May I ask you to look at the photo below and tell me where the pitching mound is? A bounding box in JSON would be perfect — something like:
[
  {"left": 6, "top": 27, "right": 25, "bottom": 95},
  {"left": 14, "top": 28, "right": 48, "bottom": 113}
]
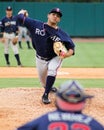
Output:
[
  {"left": 0, "top": 67, "right": 104, "bottom": 130},
  {"left": 0, "top": 87, "right": 104, "bottom": 130}
]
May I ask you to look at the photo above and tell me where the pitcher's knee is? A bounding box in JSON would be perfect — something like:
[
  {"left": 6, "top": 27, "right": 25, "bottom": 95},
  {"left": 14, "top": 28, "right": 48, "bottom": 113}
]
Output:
[{"left": 48, "top": 70, "right": 57, "bottom": 77}]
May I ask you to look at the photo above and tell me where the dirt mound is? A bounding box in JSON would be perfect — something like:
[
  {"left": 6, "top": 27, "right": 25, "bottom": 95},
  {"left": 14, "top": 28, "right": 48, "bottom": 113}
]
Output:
[
  {"left": 0, "top": 87, "right": 104, "bottom": 130},
  {"left": 0, "top": 67, "right": 104, "bottom": 130}
]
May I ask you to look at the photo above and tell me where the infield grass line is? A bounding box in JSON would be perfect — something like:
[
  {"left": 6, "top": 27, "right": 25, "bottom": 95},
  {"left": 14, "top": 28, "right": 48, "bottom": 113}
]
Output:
[{"left": 0, "top": 78, "right": 103, "bottom": 88}]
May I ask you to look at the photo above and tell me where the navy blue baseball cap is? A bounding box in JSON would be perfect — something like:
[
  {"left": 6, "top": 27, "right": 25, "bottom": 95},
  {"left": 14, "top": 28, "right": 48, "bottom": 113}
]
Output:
[
  {"left": 49, "top": 8, "right": 62, "bottom": 17},
  {"left": 56, "top": 80, "right": 94, "bottom": 112},
  {"left": 6, "top": 6, "right": 12, "bottom": 11}
]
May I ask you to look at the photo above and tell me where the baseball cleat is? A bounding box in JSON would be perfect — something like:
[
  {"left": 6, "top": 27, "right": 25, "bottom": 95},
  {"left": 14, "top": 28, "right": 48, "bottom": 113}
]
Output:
[
  {"left": 6, "top": 62, "right": 10, "bottom": 67},
  {"left": 42, "top": 93, "right": 51, "bottom": 104},
  {"left": 28, "top": 47, "right": 32, "bottom": 49},
  {"left": 17, "top": 62, "right": 23, "bottom": 67},
  {"left": 19, "top": 47, "right": 23, "bottom": 49},
  {"left": 51, "top": 87, "right": 57, "bottom": 93}
]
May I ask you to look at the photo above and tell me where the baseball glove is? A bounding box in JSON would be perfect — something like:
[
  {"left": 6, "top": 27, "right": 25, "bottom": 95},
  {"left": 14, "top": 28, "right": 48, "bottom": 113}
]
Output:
[
  {"left": 1, "top": 38, "right": 5, "bottom": 43},
  {"left": 12, "top": 36, "right": 18, "bottom": 45},
  {"left": 53, "top": 41, "right": 67, "bottom": 59}
]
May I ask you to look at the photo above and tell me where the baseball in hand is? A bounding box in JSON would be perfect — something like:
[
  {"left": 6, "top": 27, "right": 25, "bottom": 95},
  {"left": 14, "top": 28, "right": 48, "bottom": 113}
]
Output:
[
  {"left": 18, "top": 9, "right": 28, "bottom": 17},
  {"left": 24, "top": 10, "right": 28, "bottom": 17}
]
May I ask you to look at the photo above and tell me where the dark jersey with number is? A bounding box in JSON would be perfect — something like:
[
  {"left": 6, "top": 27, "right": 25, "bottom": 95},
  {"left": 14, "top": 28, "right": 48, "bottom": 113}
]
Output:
[
  {"left": 17, "top": 110, "right": 104, "bottom": 130},
  {"left": 17, "top": 14, "right": 75, "bottom": 59}
]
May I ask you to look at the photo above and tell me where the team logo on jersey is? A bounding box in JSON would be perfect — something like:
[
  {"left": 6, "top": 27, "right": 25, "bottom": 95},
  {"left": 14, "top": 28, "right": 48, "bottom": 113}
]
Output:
[
  {"left": 50, "top": 35, "right": 61, "bottom": 42},
  {"left": 35, "top": 28, "right": 45, "bottom": 36},
  {"left": 35, "top": 28, "right": 61, "bottom": 42},
  {"left": 5, "top": 21, "right": 16, "bottom": 26}
]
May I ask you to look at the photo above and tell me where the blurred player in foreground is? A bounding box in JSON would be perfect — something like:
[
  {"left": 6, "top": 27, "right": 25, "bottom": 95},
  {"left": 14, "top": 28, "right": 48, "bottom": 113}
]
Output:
[{"left": 16, "top": 80, "right": 104, "bottom": 130}]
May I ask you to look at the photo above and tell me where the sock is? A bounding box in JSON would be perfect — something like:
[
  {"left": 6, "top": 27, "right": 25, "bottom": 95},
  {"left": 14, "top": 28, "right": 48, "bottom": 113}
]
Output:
[
  {"left": 4, "top": 54, "right": 10, "bottom": 64},
  {"left": 44, "top": 76, "right": 56, "bottom": 94},
  {"left": 18, "top": 41, "right": 22, "bottom": 48},
  {"left": 27, "top": 41, "right": 31, "bottom": 48},
  {"left": 14, "top": 54, "right": 21, "bottom": 65}
]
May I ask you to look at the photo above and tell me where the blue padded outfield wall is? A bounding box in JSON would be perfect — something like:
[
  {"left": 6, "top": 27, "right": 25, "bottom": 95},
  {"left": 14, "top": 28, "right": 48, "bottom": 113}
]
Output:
[{"left": 0, "top": 2, "right": 104, "bottom": 37}]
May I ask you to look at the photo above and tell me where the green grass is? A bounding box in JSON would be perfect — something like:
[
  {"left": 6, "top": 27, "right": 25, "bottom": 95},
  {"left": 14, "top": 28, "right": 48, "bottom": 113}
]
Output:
[
  {"left": 0, "top": 42, "right": 104, "bottom": 67},
  {"left": 0, "top": 41, "right": 103, "bottom": 89},
  {"left": 0, "top": 78, "right": 39, "bottom": 88},
  {"left": 0, "top": 78, "right": 104, "bottom": 88},
  {"left": 63, "top": 42, "right": 104, "bottom": 67},
  {"left": 0, "top": 42, "right": 35, "bottom": 67}
]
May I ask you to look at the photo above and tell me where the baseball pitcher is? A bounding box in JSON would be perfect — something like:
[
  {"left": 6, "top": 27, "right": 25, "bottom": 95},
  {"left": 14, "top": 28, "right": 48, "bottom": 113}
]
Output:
[{"left": 17, "top": 8, "right": 75, "bottom": 104}]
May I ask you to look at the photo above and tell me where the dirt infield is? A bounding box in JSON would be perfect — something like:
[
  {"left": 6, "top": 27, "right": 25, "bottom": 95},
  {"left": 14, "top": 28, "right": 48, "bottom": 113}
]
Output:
[
  {"left": 0, "top": 67, "right": 104, "bottom": 78},
  {"left": 0, "top": 67, "right": 104, "bottom": 130}
]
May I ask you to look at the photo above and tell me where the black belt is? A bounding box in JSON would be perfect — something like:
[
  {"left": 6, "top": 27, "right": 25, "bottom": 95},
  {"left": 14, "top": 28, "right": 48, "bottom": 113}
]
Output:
[{"left": 36, "top": 54, "right": 51, "bottom": 61}]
